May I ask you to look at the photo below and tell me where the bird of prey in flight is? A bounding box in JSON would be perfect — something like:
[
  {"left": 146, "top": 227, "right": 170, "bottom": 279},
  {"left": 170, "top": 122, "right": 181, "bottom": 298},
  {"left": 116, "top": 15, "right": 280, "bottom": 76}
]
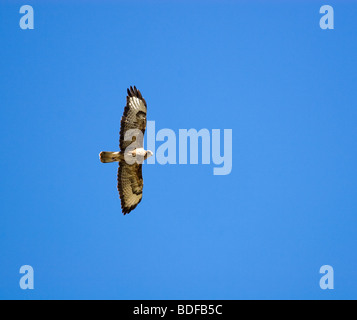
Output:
[{"left": 99, "top": 86, "right": 153, "bottom": 214}]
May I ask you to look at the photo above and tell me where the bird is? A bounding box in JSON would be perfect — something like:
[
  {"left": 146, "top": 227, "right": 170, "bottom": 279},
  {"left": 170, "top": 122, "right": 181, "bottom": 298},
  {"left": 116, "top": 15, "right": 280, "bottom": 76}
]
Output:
[{"left": 99, "top": 86, "right": 153, "bottom": 215}]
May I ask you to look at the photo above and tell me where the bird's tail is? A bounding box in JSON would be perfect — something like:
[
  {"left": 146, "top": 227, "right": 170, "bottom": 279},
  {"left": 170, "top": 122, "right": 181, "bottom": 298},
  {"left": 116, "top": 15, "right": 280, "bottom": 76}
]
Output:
[{"left": 99, "top": 151, "right": 122, "bottom": 163}]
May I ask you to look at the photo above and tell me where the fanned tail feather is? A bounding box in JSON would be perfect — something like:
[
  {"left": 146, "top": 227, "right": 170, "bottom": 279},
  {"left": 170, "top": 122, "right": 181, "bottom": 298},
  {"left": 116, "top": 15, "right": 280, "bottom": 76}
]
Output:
[{"left": 99, "top": 151, "right": 122, "bottom": 163}]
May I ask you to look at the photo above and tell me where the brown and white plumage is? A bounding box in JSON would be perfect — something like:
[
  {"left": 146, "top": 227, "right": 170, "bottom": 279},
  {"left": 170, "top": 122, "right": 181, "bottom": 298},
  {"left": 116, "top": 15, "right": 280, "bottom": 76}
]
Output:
[
  {"left": 99, "top": 86, "right": 153, "bottom": 215},
  {"left": 117, "top": 162, "right": 144, "bottom": 214},
  {"left": 120, "top": 86, "right": 147, "bottom": 151}
]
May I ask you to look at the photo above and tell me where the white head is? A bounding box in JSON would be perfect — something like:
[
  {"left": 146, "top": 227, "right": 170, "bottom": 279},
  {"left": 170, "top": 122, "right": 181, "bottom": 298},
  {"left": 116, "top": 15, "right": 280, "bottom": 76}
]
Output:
[{"left": 146, "top": 150, "right": 153, "bottom": 158}]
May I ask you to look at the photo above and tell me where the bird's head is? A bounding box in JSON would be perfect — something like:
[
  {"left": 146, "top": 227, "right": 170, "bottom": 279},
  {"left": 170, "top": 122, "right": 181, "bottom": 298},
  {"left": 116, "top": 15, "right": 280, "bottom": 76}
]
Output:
[{"left": 146, "top": 150, "right": 154, "bottom": 158}]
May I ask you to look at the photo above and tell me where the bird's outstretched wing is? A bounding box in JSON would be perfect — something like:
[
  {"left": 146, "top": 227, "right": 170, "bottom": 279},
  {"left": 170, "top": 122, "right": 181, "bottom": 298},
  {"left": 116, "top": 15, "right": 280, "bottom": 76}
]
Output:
[
  {"left": 117, "top": 162, "right": 143, "bottom": 214},
  {"left": 119, "top": 86, "right": 147, "bottom": 152}
]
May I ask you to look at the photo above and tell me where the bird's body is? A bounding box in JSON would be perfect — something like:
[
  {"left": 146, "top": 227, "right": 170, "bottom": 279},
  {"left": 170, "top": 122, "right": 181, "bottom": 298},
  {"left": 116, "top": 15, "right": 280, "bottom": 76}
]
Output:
[{"left": 99, "top": 86, "right": 153, "bottom": 215}]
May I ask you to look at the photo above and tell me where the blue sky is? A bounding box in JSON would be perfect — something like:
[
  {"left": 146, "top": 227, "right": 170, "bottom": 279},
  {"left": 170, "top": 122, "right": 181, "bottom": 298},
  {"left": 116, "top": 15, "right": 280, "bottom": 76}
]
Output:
[{"left": 0, "top": 1, "right": 356, "bottom": 299}]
